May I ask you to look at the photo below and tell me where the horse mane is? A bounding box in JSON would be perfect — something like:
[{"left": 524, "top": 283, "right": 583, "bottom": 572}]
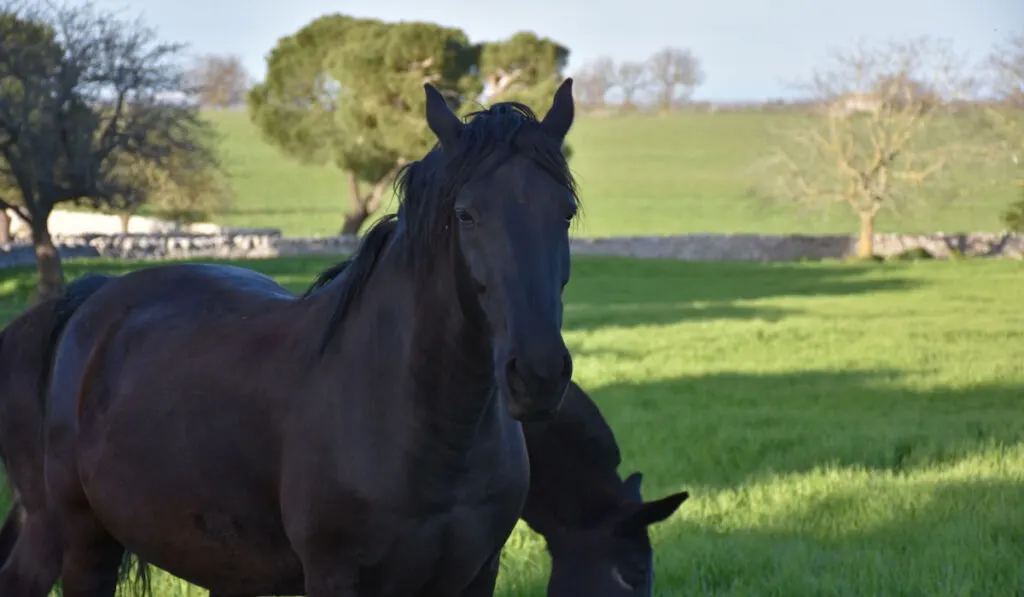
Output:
[
  {"left": 303, "top": 99, "right": 579, "bottom": 354},
  {"left": 302, "top": 215, "right": 398, "bottom": 355}
]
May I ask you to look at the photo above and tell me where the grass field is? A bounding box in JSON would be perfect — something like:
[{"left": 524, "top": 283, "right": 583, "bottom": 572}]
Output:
[
  {"left": 1, "top": 255, "right": 1022, "bottom": 596},
  {"left": 204, "top": 109, "right": 1019, "bottom": 239}
]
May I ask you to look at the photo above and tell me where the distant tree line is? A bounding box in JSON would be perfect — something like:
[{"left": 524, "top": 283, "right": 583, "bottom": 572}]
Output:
[{"left": 571, "top": 48, "right": 706, "bottom": 113}]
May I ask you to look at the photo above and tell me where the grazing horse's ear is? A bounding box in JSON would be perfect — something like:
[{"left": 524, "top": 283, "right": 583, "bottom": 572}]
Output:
[
  {"left": 424, "top": 83, "right": 464, "bottom": 149},
  {"left": 541, "top": 77, "right": 574, "bottom": 141},
  {"left": 622, "top": 472, "right": 644, "bottom": 502},
  {"left": 617, "top": 490, "right": 689, "bottom": 531}
]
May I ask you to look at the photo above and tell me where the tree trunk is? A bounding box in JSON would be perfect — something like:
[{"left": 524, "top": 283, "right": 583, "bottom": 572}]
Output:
[
  {"left": 118, "top": 212, "right": 131, "bottom": 233},
  {"left": 0, "top": 210, "right": 10, "bottom": 245},
  {"left": 340, "top": 207, "right": 369, "bottom": 236},
  {"left": 340, "top": 171, "right": 370, "bottom": 236},
  {"left": 857, "top": 211, "right": 875, "bottom": 259},
  {"left": 31, "top": 220, "right": 66, "bottom": 303}
]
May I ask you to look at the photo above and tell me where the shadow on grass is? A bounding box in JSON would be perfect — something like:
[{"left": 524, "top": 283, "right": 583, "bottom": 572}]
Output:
[
  {"left": 2, "top": 256, "right": 924, "bottom": 333},
  {"left": 584, "top": 370, "right": 1024, "bottom": 496},
  {"left": 563, "top": 258, "right": 925, "bottom": 332}
]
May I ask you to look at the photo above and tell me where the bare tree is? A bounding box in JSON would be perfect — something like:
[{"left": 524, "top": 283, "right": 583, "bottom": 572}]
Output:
[
  {"left": 987, "top": 30, "right": 1024, "bottom": 230},
  {"left": 989, "top": 29, "right": 1024, "bottom": 106},
  {"left": 612, "top": 61, "right": 648, "bottom": 110},
  {"left": 573, "top": 56, "right": 615, "bottom": 109},
  {"left": 751, "top": 37, "right": 987, "bottom": 258},
  {"left": 187, "top": 53, "right": 251, "bottom": 109},
  {"left": 646, "top": 47, "right": 705, "bottom": 111},
  {"left": 0, "top": 0, "right": 218, "bottom": 300}
]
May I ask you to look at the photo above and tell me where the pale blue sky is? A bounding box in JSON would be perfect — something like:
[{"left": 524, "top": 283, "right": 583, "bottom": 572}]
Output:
[{"left": 81, "top": 0, "right": 1020, "bottom": 101}]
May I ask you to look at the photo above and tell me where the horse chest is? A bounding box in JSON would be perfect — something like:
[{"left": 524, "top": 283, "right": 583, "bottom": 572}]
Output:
[{"left": 366, "top": 435, "right": 530, "bottom": 595}]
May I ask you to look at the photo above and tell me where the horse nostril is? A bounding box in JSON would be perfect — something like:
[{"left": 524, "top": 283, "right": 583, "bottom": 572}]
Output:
[{"left": 505, "top": 357, "right": 527, "bottom": 394}]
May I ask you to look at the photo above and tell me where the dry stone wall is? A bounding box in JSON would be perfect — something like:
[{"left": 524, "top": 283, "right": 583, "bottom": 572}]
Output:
[{"left": 1, "top": 231, "right": 1022, "bottom": 270}]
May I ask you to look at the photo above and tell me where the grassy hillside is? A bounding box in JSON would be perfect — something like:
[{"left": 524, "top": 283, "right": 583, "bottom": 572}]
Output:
[
  {"left": 206, "top": 109, "right": 1017, "bottom": 238},
  {"left": 1, "top": 256, "right": 1022, "bottom": 595}
]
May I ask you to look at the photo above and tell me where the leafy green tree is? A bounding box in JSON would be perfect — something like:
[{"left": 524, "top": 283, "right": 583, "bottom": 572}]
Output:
[
  {"left": 247, "top": 15, "right": 400, "bottom": 235},
  {"left": 478, "top": 31, "right": 569, "bottom": 111},
  {"left": 103, "top": 143, "right": 234, "bottom": 232},
  {"left": 249, "top": 19, "right": 574, "bottom": 235},
  {"left": 477, "top": 31, "right": 575, "bottom": 160},
  {"left": 0, "top": 0, "right": 216, "bottom": 301},
  {"left": 249, "top": 17, "right": 481, "bottom": 234},
  {"left": 325, "top": 20, "right": 479, "bottom": 232}
]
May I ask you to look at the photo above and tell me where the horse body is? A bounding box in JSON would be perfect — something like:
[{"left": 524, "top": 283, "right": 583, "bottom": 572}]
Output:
[
  {"left": 43, "top": 253, "right": 529, "bottom": 596},
  {"left": 1, "top": 79, "right": 580, "bottom": 597}
]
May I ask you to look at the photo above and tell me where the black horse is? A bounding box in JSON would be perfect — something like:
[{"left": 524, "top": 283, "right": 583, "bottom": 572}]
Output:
[
  {"left": 0, "top": 79, "right": 578, "bottom": 597},
  {"left": 523, "top": 382, "right": 688, "bottom": 596},
  {"left": 0, "top": 288, "right": 686, "bottom": 597}
]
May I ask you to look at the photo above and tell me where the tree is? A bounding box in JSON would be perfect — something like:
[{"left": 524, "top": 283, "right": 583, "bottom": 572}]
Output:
[
  {"left": 187, "top": 53, "right": 251, "bottom": 109},
  {"left": 751, "top": 37, "right": 986, "bottom": 258},
  {"left": 572, "top": 56, "right": 615, "bottom": 110},
  {"left": 612, "top": 61, "right": 648, "bottom": 110},
  {"left": 476, "top": 31, "right": 574, "bottom": 161},
  {"left": 326, "top": 20, "right": 478, "bottom": 232},
  {"left": 250, "top": 18, "right": 572, "bottom": 236},
  {"left": 0, "top": 0, "right": 217, "bottom": 300},
  {"left": 1003, "top": 182, "right": 1024, "bottom": 232},
  {"left": 479, "top": 31, "right": 569, "bottom": 107},
  {"left": 104, "top": 140, "right": 233, "bottom": 232},
  {"left": 645, "top": 47, "right": 705, "bottom": 111},
  {"left": 248, "top": 15, "right": 478, "bottom": 235},
  {"left": 989, "top": 29, "right": 1024, "bottom": 107},
  {"left": 988, "top": 30, "right": 1024, "bottom": 230},
  {"left": 0, "top": 169, "right": 19, "bottom": 242}
]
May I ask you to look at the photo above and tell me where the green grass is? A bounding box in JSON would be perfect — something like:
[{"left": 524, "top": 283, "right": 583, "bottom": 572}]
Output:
[
  {"left": 1, "top": 255, "right": 1023, "bottom": 595},
  {"left": 206, "top": 109, "right": 1019, "bottom": 238}
]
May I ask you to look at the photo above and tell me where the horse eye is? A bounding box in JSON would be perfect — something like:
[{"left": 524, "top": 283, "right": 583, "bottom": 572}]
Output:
[{"left": 455, "top": 209, "right": 474, "bottom": 224}]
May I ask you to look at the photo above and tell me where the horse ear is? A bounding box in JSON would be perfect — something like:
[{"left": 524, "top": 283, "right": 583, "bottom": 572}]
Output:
[
  {"left": 423, "top": 83, "right": 464, "bottom": 148},
  {"left": 617, "top": 490, "right": 689, "bottom": 531},
  {"left": 622, "top": 472, "right": 644, "bottom": 502},
  {"left": 541, "top": 77, "right": 574, "bottom": 141}
]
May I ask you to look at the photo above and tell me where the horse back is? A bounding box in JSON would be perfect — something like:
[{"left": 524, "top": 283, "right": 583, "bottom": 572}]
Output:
[{"left": 45, "top": 263, "right": 308, "bottom": 439}]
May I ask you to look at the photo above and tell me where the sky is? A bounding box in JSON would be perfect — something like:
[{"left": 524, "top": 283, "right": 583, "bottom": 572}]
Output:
[{"left": 77, "top": 0, "right": 1021, "bottom": 102}]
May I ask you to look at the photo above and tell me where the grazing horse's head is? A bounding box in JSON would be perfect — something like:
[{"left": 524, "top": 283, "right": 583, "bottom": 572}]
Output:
[
  {"left": 544, "top": 472, "right": 688, "bottom": 597},
  {"left": 398, "top": 79, "right": 579, "bottom": 421}
]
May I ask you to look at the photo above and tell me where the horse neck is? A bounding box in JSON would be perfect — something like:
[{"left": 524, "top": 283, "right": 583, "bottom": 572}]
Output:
[
  {"left": 403, "top": 253, "right": 501, "bottom": 447},
  {"left": 525, "top": 426, "right": 627, "bottom": 528},
  {"left": 330, "top": 241, "right": 501, "bottom": 457}
]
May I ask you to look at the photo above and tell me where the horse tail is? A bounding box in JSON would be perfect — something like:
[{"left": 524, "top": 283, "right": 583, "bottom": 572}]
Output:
[
  {"left": 0, "top": 274, "right": 123, "bottom": 582},
  {"left": 0, "top": 322, "right": 22, "bottom": 566},
  {"left": 0, "top": 499, "right": 22, "bottom": 564}
]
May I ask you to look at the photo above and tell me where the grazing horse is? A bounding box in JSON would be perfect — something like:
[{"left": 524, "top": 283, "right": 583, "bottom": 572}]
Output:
[
  {"left": 522, "top": 381, "right": 688, "bottom": 596},
  {"left": 0, "top": 78, "right": 579, "bottom": 597}
]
